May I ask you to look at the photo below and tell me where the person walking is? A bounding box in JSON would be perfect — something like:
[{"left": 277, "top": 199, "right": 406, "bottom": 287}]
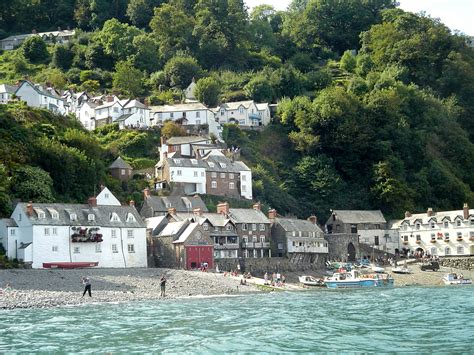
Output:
[
  {"left": 82, "top": 277, "right": 92, "bottom": 297},
  {"left": 160, "top": 275, "right": 166, "bottom": 297}
]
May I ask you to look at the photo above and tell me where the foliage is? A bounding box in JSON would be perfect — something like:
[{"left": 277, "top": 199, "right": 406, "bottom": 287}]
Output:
[
  {"left": 194, "top": 77, "right": 220, "bottom": 106},
  {"left": 113, "top": 60, "right": 143, "bottom": 97},
  {"left": 244, "top": 76, "right": 274, "bottom": 102},
  {"left": 52, "top": 45, "right": 74, "bottom": 70},
  {"left": 161, "top": 121, "right": 187, "bottom": 139},
  {"left": 11, "top": 166, "right": 55, "bottom": 202},
  {"left": 163, "top": 55, "right": 202, "bottom": 88},
  {"left": 21, "top": 36, "right": 49, "bottom": 63}
]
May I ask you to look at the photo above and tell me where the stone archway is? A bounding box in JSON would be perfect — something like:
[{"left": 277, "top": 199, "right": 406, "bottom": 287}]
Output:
[{"left": 347, "top": 242, "right": 356, "bottom": 261}]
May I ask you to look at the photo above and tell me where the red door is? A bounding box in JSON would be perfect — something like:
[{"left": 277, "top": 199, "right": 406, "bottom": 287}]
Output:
[{"left": 185, "top": 246, "right": 214, "bottom": 270}]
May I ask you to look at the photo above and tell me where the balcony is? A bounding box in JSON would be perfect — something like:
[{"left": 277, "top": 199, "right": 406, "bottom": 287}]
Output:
[
  {"left": 254, "top": 242, "right": 271, "bottom": 248},
  {"left": 242, "top": 242, "right": 254, "bottom": 249},
  {"left": 214, "top": 243, "right": 239, "bottom": 250}
]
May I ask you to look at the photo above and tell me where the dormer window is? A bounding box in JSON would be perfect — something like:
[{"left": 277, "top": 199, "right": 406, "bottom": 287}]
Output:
[
  {"left": 219, "top": 163, "right": 227, "bottom": 168},
  {"left": 444, "top": 221, "right": 449, "bottom": 228},
  {"left": 38, "top": 212, "right": 45, "bottom": 219},
  {"left": 126, "top": 213, "right": 136, "bottom": 222},
  {"left": 174, "top": 159, "right": 181, "bottom": 164},
  {"left": 191, "top": 159, "right": 198, "bottom": 165},
  {"left": 456, "top": 219, "right": 461, "bottom": 227},
  {"left": 415, "top": 223, "right": 421, "bottom": 230},
  {"left": 88, "top": 214, "right": 95, "bottom": 222},
  {"left": 70, "top": 213, "right": 77, "bottom": 221},
  {"left": 208, "top": 162, "right": 215, "bottom": 168},
  {"left": 111, "top": 213, "right": 120, "bottom": 222}
]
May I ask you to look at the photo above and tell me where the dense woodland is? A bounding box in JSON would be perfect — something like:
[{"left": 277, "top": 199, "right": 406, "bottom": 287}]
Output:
[{"left": 1, "top": 0, "right": 474, "bottom": 221}]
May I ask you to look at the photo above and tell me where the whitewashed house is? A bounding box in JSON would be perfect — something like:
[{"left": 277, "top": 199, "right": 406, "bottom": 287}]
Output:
[
  {"left": 0, "top": 84, "right": 18, "bottom": 104},
  {"left": 62, "top": 91, "right": 90, "bottom": 115},
  {"left": 76, "top": 101, "right": 99, "bottom": 130},
  {"left": 94, "top": 97, "right": 123, "bottom": 122},
  {"left": 15, "top": 80, "right": 66, "bottom": 115},
  {"left": 392, "top": 205, "right": 474, "bottom": 257},
  {"left": 256, "top": 103, "right": 272, "bottom": 126},
  {"left": 0, "top": 29, "right": 75, "bottom": 51},
  {"left": 215, "top": 100, "right": 269, "bottom": 127},
  {"left": 150, "top": 103, "right": 214, "bottom": 126},
  {"left": 0, "top": 189, "right": 147, "bottom": 268},
  {"left": 117, "top": 99, "right": 151, "bottom": 128}
]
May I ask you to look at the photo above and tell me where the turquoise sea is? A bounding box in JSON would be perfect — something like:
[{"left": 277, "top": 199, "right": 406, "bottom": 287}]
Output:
[{"left": 1, "top": 286, "right": 473, "bottom": 353}]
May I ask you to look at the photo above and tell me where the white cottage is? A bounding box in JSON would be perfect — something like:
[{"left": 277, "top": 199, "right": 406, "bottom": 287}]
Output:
[
  {"left": 0, "top": 189, "right": 147, "bottom": 268},
  {"left": 0, "top": 84, "right": 18, "bottom": 104},
  {"left": 15, "top": 80, "right": 66, "bottom": 115},
  {"left": 215, "top": 100, "right": 267, "bottom": 127}
]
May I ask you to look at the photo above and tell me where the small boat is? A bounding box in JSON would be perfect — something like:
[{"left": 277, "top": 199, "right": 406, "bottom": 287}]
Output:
[
  {"left": 443, "top": 273, "right": 472, "bottom": 285},
  {"left": 371, "top": 265, "right": 385, "bottom": 273},
  {"left": 324, "top": 270, "right": 394, "bottom": 289},
  {"left": 43, "top": 262, "right": 99, "bottom": 269},
  {"left": 299, "top": 275, "right": 324, "bottom": 287},
  {"left": 392, "top": 266, "right": 412, "bottom": 274}
]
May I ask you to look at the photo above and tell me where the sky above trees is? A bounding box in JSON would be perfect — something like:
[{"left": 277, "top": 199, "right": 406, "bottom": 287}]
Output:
[{"left": 245, "top": 0, "right": 474, "bottom": 35}]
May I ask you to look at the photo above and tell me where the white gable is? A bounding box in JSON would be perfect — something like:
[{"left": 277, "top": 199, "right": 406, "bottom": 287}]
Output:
[{"left": 96, "top": 187, "right": 121, "bottom": 206}]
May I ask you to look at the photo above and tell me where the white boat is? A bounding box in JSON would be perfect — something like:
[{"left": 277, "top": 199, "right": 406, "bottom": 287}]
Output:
[
  {"left": 392, "top": 266, "right": 412, "bottom": 274},
  {"left": 443, "top": 273, "right": 472, "bottom": 285},
  {"left": 371, "top": 265, "right": 385, "bottom": 273},
  {"left": 299, "top": 275, "right": 324, "bottom": 287},
  {"left": 324, "top": 270, "right": 394, "bottom": 289}
]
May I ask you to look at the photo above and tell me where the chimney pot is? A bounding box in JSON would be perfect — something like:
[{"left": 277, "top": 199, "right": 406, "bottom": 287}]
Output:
[
  {"left": 308, "top": 215, "right": 317, "bottom": 225},
  {"left": 26, "top": 202, "right": 33, "bottom": 216},
  {"left": 463, "top": 203, "right": 469, "bottom": 219},
  {"left": 168, "top": 207, "right": 177, "bottom": 215},
  {"left": 253, "top": 202, "right": 261, "bottom": 211},
  {"left": 88, "top": 197, "right": 97, "bottom": 207},
  {"left": 405, "top": 211, "right": 412, "bottom": 218},
  {"left": 193, "top": 208, "right": 202, "bottom": 216},
  {"left": 427, "top": 208, "right": 433, "bottom": 217},
  {"left": 268, "top": 209, "right": 277, "bottom": 219},
  {"left": 216, "top": 202, "right": 229, "bottom": 215},
  {"left": 100, "top": 185, "right": 105, "bottom": 191},
  {"left": 129, "top": 200, "right": 135, "bottom": 207},
  {"left": 144, "top": 188, "right": 150, "bottom": 199}
]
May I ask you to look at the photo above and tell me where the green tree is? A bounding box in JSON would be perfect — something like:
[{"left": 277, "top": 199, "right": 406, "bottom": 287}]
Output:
[
  {"left": 11, "top": 166, "right": 55, "bottom": 202},
  {"left": 0, "top": 164, "right": 12, "bottom": 216},
  {"left": 161, "top": 121, "right": 187, "bottom": 138},
  {"left": 340, "top": 50, "right": 356, "bottom": 73},
  {"left": 113, "top": 61, "right": 144, "bottom": 97},
  {"left": 130, "top": 34, "right": 160, "bottom": 73},
  {"left": 96, "top": 18, "right": 142, "bottom": 61},
  {"left": 84, "top": 43, "right": 114, "bottom": 70},
  {"left": 163, "top": 55, "right": 202, "bottom": 88},
  {"left": 127, "top": 0, "right": 154, "bottom": 28},
  {"left": 244, "top": 76, "right": 274, "bottom": 102},
  {"left": 22, "top": 36, "right": 49, "bottom": 63},
  {"left": 195, "top": 77, "right": 220, "bottom": 106},
  {"left": 52, "top": 45, "right": 74, "bottom": 70}
]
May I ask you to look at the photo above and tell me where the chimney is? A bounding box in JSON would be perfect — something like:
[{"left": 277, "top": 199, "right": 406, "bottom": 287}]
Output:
[
  {"left": 100, "top": 185, "right": 105, "bottom": 191},
  {"left": 106, "top": 95, "right": 114, "bottom": 102},
  {"left": 160, "top": 136, "right": 165, "bottom": 145},
  {"left": 193, "top": 208, "right": 202, "bottom": 216},
  {"left": 163, "top": 151, "right": 168, "bottom": 159},
  {"left": 168, "top": 207, "right": 177, "bottom": 215},
  {"left": 427, "top": 208, "right": 433, "bottom": 217},
  {"left": 88, "top": 197, "right": 97, "bottom": 207},
  {"left": 463, "top": 203, "right": 469, "bottom": 219},
  {"left": 405, "top": 211, "right": 412, "bottom": 218},
  {"left": 26, "top": 202, "right": 33, "bottom": 216},
  {"left": 217, "top": 202, "right": 229, "bottom": 215},
  {"left": 129, "top": 200, "right": 135, "bottom": 207},
  {"left": 268, "top": 209, "right": 277, "bottom": 219},
  {"left": 253, "top": 202, "right": 261, "bottom": 211},
  {"left": 143, "top": 187, "right": 150, "bottom": 199},
  {"left": 308, "top": 215, "right": 317, "bottom": 225}
]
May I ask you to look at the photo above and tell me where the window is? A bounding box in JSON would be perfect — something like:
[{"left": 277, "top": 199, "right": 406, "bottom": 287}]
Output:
[
  {"left": 403, "top": 235, "right": 408, "bottom": 242},
  {"left": 112, "top": 244, "right": 118, "bottom": 253},
  {"left": 444, "top": 232, "right": 450, "bottom": 240},
  {"left": 194, "top": 171, "right": 198, "bottom": 177},
  {"left": 201, "top": 172, "right": 205, "bottom": 177},
  {"left": 203, "top": 223, "right": 209, "bottom": 231},
  {"left": 52, "top": 228, "right": 57, "bottom": 236},
  {"left": 211, "top": 172, "right": 217, "bottom": 178},
  {"left": 95, "top": 244, "right": 102, "bottom": 253},
  {"left": 105, "top": 193, "right": 109, "bottom": 199},
  {"left": 229, "top": 173, "right": 234, "bottom": 179},
  {"left": 350, "top": 225, "right": 357, "bottom": 233},
  {"left": 211, "top": 181, "right": 217, "bottom": 188},
  {"left": 456, "top": 220, "right": 461, "bottom": 227},
  {"left": 239, "top": 106, "right": 244, "bottom": 114},
  {"left": 220, "top": 163, "right": 227, "bottom": 168},
  {"left": 415, "top": 223, "right": 421, "bottom": 230},
  {"left": 226, "top": 224, "right": 233, "bottom": 231},
  {"left": 252, "top": 223, "right": 257, "bottom": 231},
  {"left": 51, "top": 211, "right": 59, "bottom": 219},
  {"left": 73, "top": 247, "right": 80, "bottom": 254},
  {"left": 128, "top": 244, "right": 135, "bottom": 253},
  {"left": 18, "top": 213, "right": 21, "bottom": 221},
  {"left": 430, "top": 247, "right": 437, "bottom": 255},
  {"left": 88, "top": 214, "right": 95, "bottom": 221},
  {"left": 457, "top": 232, "right": 462, "bottom": 238},
  {"left": 174, "top": 158, "right": 181, "bottom": 164},
  {"left": 470, "top": 219, "right": 474, "bottom": 226},
  {"left": 457, "top": 246, "right": 464, "bottom": 254},
  {"left": 431, "top": 233, "right": 436, "bottom": 240},
  {"left": 196, "top": 111, "right": 200, "bottom": 118},
  {"left": 229, "top": 182, "right": 235, "bottom": 189},
  {"left": 121, "top": 169, "right": 126, "bottom": 176},
  {"left": 375, "top": 224, "right": 380, "bottom": 230},
  {"left": 113, "top": 107, "right": 119, "bottom": 113},
  {"left": 220, "top": 109, "right": 225, "bottom": 116},
  {"left": 70, "top": 213, "right": 77, "bottom": 221},
  {"left": 177, "top": 170, "right": 182, "bottom": 176},
  {"left": 403, "top": 224, "right": 407, "bottom": 231},
  {"left": 38, "top": 211, "right": 45, "bottom": 219},
  {"left": 242, "top": 223, "right": 247, "bottom": 231},
  {"left": 126, "top": 214, "right": 136, "bottom": 222},
  {"left": 445, "top": 247, "right": 451, "bottom": 255},
  {"left": 214, "top": 226, "right": 219, "bottom": 232},
  {"left": 444, "top": 221, "right": 449, "bottom": 228},
  {"left": 431, "top": 222, "right": 436, "bottom": 229},
  {"left": 170, "top": 112, "right": 174, "bottom": 118},
  {"left": 208, "top": 162, "right": 215, "bottom": 168},
  {"left": 44, "top": 228, "right": 50, "bottom": 236},
  {"left": 260, "top": 236, "right": 265, "bottom": 243},
  {"left": 220, "top": 173, "right": 226, "bottom": 179},
  {"left": 241, "top": 175, "right": 246, "bottom": 181},
  {"left": 10, "top": 229, "right": 15, "bottom": 236},
  {"left": 277, "top": 243, "right": 283, "bottom": 250},
  {"left": 374, "top": 236, "right": 379, "bottom": 246},
  {"left": 127, "top": 230, "right": 134, "bottom": 238},
  {"left": 111, "top": 213, "right": 120, "bottom": 222},
  {"left": 242, "top": 185, "right": 246, "bottom": 192},
  {"left": 111, "top": 229, "right": 117, "bottom": 238},
  {"left": 415, "top": 235, "right": 420, "bottom": 242},
  {"left": 52, "top": 246, "right": 58, "bottom": 252},
  {"left": 259, "top": 224, "right": 265, "bottom": 231},
  {"left": 252, "top": 236, "right": 257, "bottom": 243}
]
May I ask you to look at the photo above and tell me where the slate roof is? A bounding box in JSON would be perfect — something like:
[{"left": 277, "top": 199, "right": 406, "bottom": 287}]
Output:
[
  {"left": 228, "top": 209, "right": 270, "bottom": 224},
  {"left": 391, "top": 208, "right": 474, "bottom": 227},
  {"left": 123, "top": 99, "right": 149, "bottom": 109},
  {"left": 158, "top": 220, "right": 188, "bottom": 237},
  {"left": 275, "top": 218, "right": 324, "bottom": 234},
  {"left": 0, "top": 30, "right": 75, "bottom": 42},
  {"left": 166, "top": 136, "right": 210, "bottom": 145},
  {"left": 256, "top": 103, "right": 269, "bottom": 111},
  {"left": 0, "top": 84, "right": 18, "bottom": 94},
  {"left": 150, "top": 103, "right": 208, "bottom": 113},
  {"left": 15, "top": 203, "right": 145, "bottom": 228},
  {"left": 145, "top": 195, "right": 208, "bottom": 214},
  {"left": 173, "top": 223, "right": 199, "bottom": 243},
  {"left": 109, "top": 157, "right": 132, "bottom": 170},
  {"left": 17, "top": 81, "right": 63, "bottom": 100},
  {"left": 166, "top": 153, "right": 250, "bottom": 173},
  {"left": 333, "top": 210, "right": 386, "bottom": 224},
  {"left": 1, "top": 218, "right": 18, "bottom": 227},
  {"left": 116, "top": 114, "right": 132, "bottom": 122},
  {"left": 198, "top": 213, "right": 232, "bottom": 227},
  {"left": 218, "top": 100, "right": 254, "bottom": 110},
  {"left": 145, "top": 216, "right": 167, "bottom": 231}
]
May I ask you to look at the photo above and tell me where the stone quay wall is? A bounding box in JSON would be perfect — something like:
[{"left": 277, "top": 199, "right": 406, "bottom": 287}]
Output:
[{"left": 439, "top": 257, "right": 474, "bottom": 270}]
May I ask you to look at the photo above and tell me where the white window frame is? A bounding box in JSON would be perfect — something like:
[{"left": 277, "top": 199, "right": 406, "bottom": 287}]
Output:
[
  {"left": 211, "top": 181, "right": 217, "bottom": 188},
  {"left": 127, "top": 229, "right": 134, "bottom": 238},
  {"left": 128, "top": 244, "right": 135, "bottom": 253},
  {"left": 112, "top": 244, "right": 118, "bottom": 253},
  {"left": 52, "top": 246, "right": 58, "bottom": 252},
  {"left": 259, "top": 224, "right": 265, "bottom": 231},
  {"left": 73, "top": 247, "right": 80, "bottom": 254},
  {"left": 44, "top": 228, "right": 50, "bottom": 236}
]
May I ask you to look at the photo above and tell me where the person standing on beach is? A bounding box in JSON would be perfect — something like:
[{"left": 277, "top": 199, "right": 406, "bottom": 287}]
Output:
[
  {"left": 82, "top": 277, "right": 92, "bottom": 297},
  {"left": 160, "top": 275, "right": 166, "bottom": 297}
]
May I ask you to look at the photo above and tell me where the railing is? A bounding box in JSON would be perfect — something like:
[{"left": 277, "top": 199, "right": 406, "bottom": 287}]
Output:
[
  {"left": 253, "top": 242, "right": 270, "bottom": 248},
  {"left": 214, "top": 243, "right": 239, "bottom": 250},
  {"left": 242, "top": 242, "right": 254, "bottom": 248},
  {"left": 288, "top": 246, "right": 328, "bottom": 253}
]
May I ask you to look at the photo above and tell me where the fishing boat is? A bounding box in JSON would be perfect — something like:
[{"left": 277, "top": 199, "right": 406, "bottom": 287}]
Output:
[
  {"left": 324, "top": 270, "right": 394, "bottom": 289},
  {"left": 392, "top": 266, "right": 412, "bottom": 274},
  {"left": 442, "top": 273, "right": 472, "bottom": 285},
  {"left": 298, "top": 275, "right": 325, "bottom": 287},
  {"left": 43, "top": 261, "right": 99, "bottom": 269},
  {"left": 371, "top": 264, "right": 385, "bottom": 273}
]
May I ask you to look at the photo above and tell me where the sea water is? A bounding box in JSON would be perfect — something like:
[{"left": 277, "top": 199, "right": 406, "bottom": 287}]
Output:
[{"left": 1, "top": 286, "right": 473, "bottom": 353}]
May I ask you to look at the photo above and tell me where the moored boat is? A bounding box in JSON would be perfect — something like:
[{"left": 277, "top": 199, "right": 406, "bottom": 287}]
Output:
[
  {"left": 392, "top": 266, "right": 412, "bottom": 274},
  {"left": 43, "top": 262, "right": 99, "bottom": 269},
  {"left": 324, "top": 270, "right": 394, "bottom": 289},
  {"left": 443, "top": 273, "right": 472, "bottom": 285},
  {"left": 299, "top": 275, "right": 325, "bottom": 287}
]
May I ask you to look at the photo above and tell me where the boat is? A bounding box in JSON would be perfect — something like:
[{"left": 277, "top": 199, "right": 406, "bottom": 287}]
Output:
[
  {"left": 371, "top": 264, "right": 385, "bottom": 273},
  {"left": 324, "top": 270, "right": 394, "bottom": 289},
  {"left": 299, "top": 275, "right": 325, "bottom": 287},
  {"left": 43, "top": 262, "right": 99, "bottom": 269},
  {"left": 392, "top": 266, "right": 412, "bottom": 274},
  {"left": 443, "top": 273, "right": 472, "bottom": 285}
]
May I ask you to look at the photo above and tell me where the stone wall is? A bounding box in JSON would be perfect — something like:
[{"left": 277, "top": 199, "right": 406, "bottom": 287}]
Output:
[
  {"left": 324, "top": 233, "right": 359, "bottom": 261},
  {"left": 147, "top": 236, "right": 178, "bottom": 268},
  {"left": 214, "top": 255, "right": 326, "bottom": 275},
  {"left": 359, "top": 243, "right": 396, "bottom": 260},
  {"left": 439, "top": 257, "right": 474, "bottom": 270}
]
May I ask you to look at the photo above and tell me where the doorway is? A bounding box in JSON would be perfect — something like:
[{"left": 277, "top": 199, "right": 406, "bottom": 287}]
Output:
[{"left": 347, "top": 242, "right": 356, "bottom": 261}]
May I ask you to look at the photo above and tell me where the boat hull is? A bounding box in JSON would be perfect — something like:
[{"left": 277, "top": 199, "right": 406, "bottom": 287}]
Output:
[
  {"left": 325, "top": 278, "right": 394, "bottom": 289},
  {"left": 43, "top": 262, "right": 99, "bottom": 269}
]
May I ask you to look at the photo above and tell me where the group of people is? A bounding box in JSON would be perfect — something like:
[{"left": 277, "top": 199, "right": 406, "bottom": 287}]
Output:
[
  {"left": 80, "top": 275, "right": 167, "bottom": 298},
  {"left": 264, "top": 272, "right": 286, "bottom": 287},
  {"left": 200, "top": 262, "right": 209, "bottom": 272}
]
